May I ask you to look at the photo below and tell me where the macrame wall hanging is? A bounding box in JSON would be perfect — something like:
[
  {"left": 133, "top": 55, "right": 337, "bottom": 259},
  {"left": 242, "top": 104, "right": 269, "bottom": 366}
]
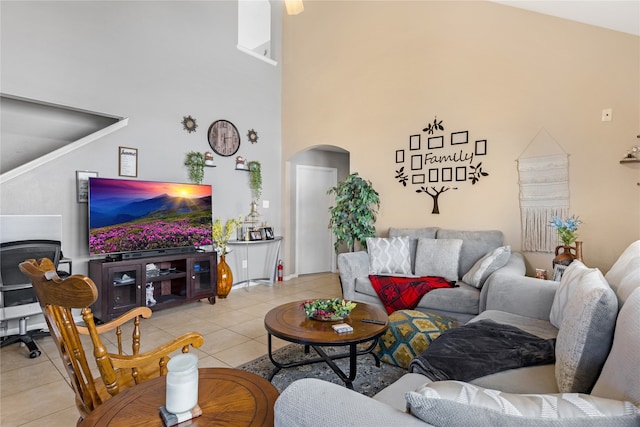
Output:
[{"left": 517, "top": 128, "right": 570, "bottom": 253}]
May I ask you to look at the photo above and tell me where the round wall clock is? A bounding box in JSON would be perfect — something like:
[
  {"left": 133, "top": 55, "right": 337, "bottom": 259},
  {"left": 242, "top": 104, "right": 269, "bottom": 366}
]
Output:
[{"left": 208, "top": 120, "right": 240, "bottom": 157}]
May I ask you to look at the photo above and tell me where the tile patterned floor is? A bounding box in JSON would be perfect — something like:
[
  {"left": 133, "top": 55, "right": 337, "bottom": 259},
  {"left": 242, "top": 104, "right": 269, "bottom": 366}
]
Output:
[{"left": 0, "top": 273, "right": 341, "bottom": 426}]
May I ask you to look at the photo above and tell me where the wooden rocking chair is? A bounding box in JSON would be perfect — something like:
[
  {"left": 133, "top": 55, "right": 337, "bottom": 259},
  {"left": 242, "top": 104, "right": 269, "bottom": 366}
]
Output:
[{"left": 18, "top": 258, "right": 204, "bottom": 423}]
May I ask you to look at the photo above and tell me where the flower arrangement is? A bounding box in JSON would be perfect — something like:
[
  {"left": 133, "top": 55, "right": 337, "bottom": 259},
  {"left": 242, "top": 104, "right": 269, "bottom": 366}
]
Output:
[
  {"left": 549, "top": 215, "right": 582, "bottom": 246},
  {"left": 301, "top": 298, "right": 357, "bottom": 321},
  {"left": 212, "top": 217, "right": 242, "bottom": 256}
]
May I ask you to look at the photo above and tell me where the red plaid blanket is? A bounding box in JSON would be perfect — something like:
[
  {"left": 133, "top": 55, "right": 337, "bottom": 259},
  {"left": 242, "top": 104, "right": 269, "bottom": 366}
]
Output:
[{"left": 369, "top": 275, "right": 455, "bottom": 314}]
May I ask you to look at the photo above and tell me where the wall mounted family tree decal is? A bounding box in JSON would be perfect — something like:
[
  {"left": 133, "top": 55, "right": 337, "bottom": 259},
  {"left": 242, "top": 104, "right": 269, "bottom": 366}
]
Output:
[{"left": 395, "top": 116, "right": 489, "bottom": 214}]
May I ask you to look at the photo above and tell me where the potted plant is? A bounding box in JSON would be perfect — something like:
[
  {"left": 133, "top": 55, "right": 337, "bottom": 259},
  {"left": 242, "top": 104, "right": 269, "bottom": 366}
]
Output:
[
  {"left": 185, "top": 151, "right": 205, "bottom": 184},
  {"left": 247, "top": 161, "right": 262, "bottom": 201},
  {"left": 327, "top": 173, "right": 380, "bottom": 253}
]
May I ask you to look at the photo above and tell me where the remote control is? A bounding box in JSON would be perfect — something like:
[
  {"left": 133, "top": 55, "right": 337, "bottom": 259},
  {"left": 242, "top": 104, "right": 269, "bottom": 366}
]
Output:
[{"left": 361, "top": 318, "right": 385, "bottom": 325}]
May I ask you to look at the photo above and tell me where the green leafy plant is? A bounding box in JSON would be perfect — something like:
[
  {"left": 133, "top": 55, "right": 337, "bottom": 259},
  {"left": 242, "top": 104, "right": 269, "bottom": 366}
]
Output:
[
  {"left": 301, "top": 298, "right": 357, "bottom": 320},
  {"left": 247, "top": 160, "right": 262, "bottom": 201},
  {"left": 185, "top": 151, "right": 205, "bottom": 184},
  {"left": 549, "top": 215, "right": 582, "bottom": 245},
  {"left": 212, "top": 216, "right": 243, "bottom": 256},
  {"left": 327, "top": 173, "right": 380, "bottom": 253}
]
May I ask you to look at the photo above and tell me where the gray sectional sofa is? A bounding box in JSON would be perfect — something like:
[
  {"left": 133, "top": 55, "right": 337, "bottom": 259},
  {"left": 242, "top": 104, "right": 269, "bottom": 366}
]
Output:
[
  {"left": 338, "top": 228, "right": 523, "bottom": 323},
  {"left": 275, "top": 240, "right": 640, "bottom": 426}
]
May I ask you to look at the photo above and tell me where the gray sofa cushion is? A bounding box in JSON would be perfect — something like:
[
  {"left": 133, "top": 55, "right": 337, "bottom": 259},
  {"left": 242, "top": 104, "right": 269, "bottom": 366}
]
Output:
[
  {"left": 416, "top": 282, "right": 480, "bottom": 315},
  {"left": 414, "top": 238, "right": 463, "bottom": 282},
  {"left": 555, "top": 266, "right": 617, "bottom": 393},
  {"left": 354, "top": 276, "right": 380, "bottom": 297},
  {"left": 436, "top": 229, "right": 504, "bottom": 279},
  {"left": 406, "top": 381, "right": 640, "bottom": 427},
  {"left": 389, "top": 227, "right": 439, "bottom": 273}
]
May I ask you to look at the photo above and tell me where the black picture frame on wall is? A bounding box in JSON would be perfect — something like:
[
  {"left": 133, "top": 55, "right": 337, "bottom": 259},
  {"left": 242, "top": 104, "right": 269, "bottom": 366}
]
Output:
[
  {"left": 451, "top": 131, "right": 469, "bottom": 145},
  {"left": 475, "top": 139, "right": 487, "bottom": 155},
  {"left": 428, "top": 136, "right": 444, "bottom": 149},
  {"left": 411, "top": 155, "right": 423, "bottom": 170},
  {"left": 396, "top": 150, "right": 405, "bottom": 163},
  {"left": 409, "top": 135, "right": 421, "bottom": 150}
]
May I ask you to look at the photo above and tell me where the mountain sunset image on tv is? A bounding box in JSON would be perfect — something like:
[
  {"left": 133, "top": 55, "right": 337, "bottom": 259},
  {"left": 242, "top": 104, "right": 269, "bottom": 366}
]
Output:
[{"left": 88, "top": 178, "right": 213, "bottom": 256}]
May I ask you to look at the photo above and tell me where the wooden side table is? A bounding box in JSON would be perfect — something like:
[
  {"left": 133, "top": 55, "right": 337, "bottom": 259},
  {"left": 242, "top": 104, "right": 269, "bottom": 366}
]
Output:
[{"left": 78, "top": 368, "right": 278, "bottom": 426}]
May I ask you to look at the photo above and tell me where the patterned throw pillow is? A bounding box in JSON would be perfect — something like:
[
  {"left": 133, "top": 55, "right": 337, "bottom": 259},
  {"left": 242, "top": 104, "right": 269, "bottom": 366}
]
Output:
[
  {"left": 374, "top": 310, "right": 456, "bottom": 368},
  {"left": 406, "top": 381, "right": 640, "bottom": 427},
  {"left": 366, "top": 237, "right": 412, "bottom": 275},
  {"left": 462, "top": 245, "right": 511, "bottom": 288},
  {"left": 414, "top": 238, "right": 463, "bottom": 282}
]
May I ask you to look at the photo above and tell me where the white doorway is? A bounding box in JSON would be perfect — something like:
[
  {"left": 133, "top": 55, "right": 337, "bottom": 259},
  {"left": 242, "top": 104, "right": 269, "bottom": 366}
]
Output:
[{"left": 295, "top": 165, "right": 337, "bottom": 275}]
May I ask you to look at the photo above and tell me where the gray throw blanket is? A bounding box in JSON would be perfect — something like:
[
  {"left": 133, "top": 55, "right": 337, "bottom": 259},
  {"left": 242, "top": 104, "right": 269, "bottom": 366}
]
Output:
[{"left": 408, "top": 320, "right": 556, "bottom": 382}]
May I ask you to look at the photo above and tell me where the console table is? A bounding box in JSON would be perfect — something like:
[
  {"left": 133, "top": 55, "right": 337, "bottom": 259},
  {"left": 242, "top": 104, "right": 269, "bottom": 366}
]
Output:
[{"left": 227, "top": 237, "right": 282, "bottom": 287}]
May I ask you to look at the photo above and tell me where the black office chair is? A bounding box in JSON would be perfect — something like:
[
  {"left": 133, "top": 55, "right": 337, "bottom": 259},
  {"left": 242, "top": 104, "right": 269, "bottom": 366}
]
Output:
[{"left": 0, "top": 240, "right": 61, "bottom": 358}]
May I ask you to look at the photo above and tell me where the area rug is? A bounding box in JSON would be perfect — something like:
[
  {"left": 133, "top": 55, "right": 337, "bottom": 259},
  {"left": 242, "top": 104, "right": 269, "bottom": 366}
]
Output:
[{"left": 237, "top": 343, "right": 407, "bottom": 396}]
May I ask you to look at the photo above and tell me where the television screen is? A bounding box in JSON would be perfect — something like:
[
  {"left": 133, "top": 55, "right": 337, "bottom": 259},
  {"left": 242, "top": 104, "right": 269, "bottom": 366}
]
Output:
[{"left": 88, "top": 178, "right": 212, "bottom": 257}]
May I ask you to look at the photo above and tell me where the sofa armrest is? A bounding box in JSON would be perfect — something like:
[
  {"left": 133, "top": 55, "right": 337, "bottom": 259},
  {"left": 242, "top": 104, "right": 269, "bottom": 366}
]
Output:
[
  {"left": 337, "top": 251, "right": 370, "bottom": 301},
  {"left": 274, "top": 378, "right": 429, "bottom": 427},
  {"left": 481, "top": 272, "right": 559, "bottom": 321},
  {"left": 478, "top": 252, "right": 525, "bottom": 312}
]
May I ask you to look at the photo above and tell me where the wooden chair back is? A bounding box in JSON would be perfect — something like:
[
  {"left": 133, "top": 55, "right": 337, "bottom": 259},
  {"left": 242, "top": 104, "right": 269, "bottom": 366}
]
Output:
[
  {"left": 18, "top": 258, "right": 204, "bottom": 422},
  {"left": 19, "top": 258, "right": 107, "bottom": 418}
]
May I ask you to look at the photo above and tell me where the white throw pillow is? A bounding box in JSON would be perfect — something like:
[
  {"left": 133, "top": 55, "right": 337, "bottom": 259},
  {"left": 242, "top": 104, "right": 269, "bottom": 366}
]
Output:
[
  {"left": 462, "top": 245, "right": 511, "bottom": 288},
  {"left": 414, "top": 238, "right": 462, "bottom": 282},
  {"left": 405, "top": 381, "right": 640, "bottom": 427},
  {"left": 554, "top": 267, "right": 617, "bottom": 393},
  {"left": 549, "top": 261, "right": 589, "bottom": 328},
  {"left": 366, "top": 236, "right": 412, "bottom": 275}
]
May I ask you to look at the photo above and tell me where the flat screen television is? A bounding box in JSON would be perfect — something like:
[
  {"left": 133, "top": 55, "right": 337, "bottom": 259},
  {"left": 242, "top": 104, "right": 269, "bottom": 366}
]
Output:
[{"left": 88, "top": 178, "right": 213, "bottom": 258}]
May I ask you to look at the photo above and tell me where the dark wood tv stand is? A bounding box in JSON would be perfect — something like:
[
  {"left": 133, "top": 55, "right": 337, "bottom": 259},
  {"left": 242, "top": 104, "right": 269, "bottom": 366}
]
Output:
[{"left": 89, "top": 251, "right": 217, "bottom": 322}]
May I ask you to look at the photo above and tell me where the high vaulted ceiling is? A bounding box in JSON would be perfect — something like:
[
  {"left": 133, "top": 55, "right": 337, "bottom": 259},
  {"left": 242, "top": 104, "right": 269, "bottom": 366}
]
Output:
[{"left": 492, "top": 1, "right": 640, "bottom": 36}]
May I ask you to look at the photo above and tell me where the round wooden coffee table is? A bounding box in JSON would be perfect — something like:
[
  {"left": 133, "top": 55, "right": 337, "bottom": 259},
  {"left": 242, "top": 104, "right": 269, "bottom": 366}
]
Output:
[
  {"left": 78, "top": 368, "right": 278, "bottom": 426},
  {"left": 264, "top": 300, "right": 388, "bottom": 389}
]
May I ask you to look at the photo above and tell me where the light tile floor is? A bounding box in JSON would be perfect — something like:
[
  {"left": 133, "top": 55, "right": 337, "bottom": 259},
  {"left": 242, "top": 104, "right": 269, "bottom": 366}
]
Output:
[{"left": 0, "top": 273, "right": 341, "bottom": 427}]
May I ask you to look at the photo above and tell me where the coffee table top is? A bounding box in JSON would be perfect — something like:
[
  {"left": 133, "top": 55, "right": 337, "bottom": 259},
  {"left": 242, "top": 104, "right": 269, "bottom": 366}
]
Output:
[
  {"left": 78, "top": 368, "right": 278, "bottom": 426},
  {"left": 264, "top": 300, "right": 388, "bottom": 346}
]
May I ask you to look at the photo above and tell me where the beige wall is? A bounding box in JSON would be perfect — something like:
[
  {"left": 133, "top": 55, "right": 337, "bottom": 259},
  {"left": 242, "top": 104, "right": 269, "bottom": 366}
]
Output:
[{"left": 282, "top": 1, "right": 640, "bottom": 274}]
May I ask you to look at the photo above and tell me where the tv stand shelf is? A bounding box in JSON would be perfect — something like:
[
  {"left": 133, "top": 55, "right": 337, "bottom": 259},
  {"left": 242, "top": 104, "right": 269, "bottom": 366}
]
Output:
[{"left": 89, "top": 251, "right": 217, "bottom": 322}]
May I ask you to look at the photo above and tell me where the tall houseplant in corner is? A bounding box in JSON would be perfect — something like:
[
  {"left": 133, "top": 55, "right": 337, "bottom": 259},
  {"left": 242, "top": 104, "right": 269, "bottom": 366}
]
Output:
[{"left": 328, "top": 173, "right": 380, "bottom": 253}]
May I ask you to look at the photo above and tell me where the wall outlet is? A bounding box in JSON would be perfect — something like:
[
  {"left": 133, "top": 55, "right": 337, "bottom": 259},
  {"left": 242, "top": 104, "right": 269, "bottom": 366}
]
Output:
[
  {"left": 602, "top": 108, "right": 612, "bottom": 122},
  {"left": 242, "top": 260, "right": 247, "bottom": 269},
  {"left": 262, "top": 200, "right": 269, "bottom": 208}
]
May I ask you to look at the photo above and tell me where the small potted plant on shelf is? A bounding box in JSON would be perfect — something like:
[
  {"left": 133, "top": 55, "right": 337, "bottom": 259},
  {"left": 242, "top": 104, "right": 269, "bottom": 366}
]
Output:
[
  {"left": 247, "top": 161, "right": 262, "bottom": 201},
  {"left": 185, "top": 151, "right": 206, "bottom": 184}
]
